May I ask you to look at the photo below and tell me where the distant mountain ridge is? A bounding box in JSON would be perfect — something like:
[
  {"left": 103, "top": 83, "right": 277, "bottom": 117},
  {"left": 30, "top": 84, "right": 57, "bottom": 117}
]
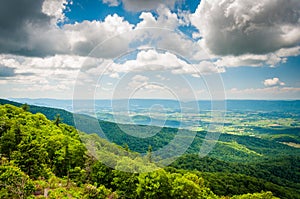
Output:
[{"left": 9, "top": 98, "right": 300, "bottom": 113}]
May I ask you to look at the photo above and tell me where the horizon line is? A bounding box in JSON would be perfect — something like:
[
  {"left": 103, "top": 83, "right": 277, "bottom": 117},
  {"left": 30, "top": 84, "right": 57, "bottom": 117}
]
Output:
[{"left": 5, "top": 97, "right": 300, "bottom": 101}]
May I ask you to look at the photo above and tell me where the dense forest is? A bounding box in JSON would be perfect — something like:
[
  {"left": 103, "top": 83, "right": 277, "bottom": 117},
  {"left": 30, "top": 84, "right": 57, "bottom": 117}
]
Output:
[{"left": 0, "top": 101, "right": 299, "bottom": 198}]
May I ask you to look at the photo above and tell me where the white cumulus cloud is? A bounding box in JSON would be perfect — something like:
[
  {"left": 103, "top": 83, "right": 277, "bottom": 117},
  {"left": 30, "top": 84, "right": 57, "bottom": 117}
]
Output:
[
  {"left": 42, "top": 0, "right": 71, "bottom": 23},
  {"left": 263, "top": 78, "right": 285, "bottom": 87},
  {"left": 190, "top": 0, "right": 300, "bottom": 56},
  {"left": 110, "top": 49, "right": 221, "bottom": 75}
]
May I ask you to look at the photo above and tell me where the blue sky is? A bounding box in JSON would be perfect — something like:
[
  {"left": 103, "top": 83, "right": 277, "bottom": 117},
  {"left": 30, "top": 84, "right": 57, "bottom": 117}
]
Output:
[{"left": 0, "top": 0, "right": 299, "bottom": 100}]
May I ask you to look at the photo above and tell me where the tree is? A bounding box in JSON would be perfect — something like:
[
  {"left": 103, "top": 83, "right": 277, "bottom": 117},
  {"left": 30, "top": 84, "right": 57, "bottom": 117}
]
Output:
[
  {"left": 12, "top": 136, "right": 48, "bottom": 178},
  {"left": 90, "top": 161, "right": 114, "bottom": 189},
  {"left": 137, "top": 169, "right": 172, "bottom": 199},
  {"left": 170, "top": 173, "right": 217, "bottom": 199},
  {"left": 54, "top": 114, "right": 61, "bottom": 127},
  {"left": 0, "top": 164, "right": 35, "bottom": 199},
  {"left": 0, "top": 130, "right": 16, "bottom": 160},
  {"left": 20, "top": 103, "right": 30, "bottom": 112},
  {"left": 112, "top": 169, "right": 138, "bottom": 198}
]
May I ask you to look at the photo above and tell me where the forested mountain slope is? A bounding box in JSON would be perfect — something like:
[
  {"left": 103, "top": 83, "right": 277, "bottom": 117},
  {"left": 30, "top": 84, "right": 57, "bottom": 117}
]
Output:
[{"left": 0, "top": 100, "right": 299, "bottom": 198}]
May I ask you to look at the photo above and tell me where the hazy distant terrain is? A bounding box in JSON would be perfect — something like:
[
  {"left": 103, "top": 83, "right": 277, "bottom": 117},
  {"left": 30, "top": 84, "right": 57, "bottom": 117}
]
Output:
[{"left": 10, "top": 99, "right": 300, "bottom": 139}]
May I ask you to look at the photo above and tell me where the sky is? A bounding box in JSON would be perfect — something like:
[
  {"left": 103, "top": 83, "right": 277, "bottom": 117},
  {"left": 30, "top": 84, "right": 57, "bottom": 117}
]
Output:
[{"left": 0, "top": 0, "right": 299, "bottom": 100}]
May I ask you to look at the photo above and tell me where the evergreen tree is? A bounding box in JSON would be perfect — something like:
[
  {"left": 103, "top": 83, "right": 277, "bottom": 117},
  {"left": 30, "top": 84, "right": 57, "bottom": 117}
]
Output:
[
  {"left": 21, "top": 103, "right": 30, "bottom": 112},
  {"left": 54, "top": 114, "right": 61, "bottom": 127}
]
